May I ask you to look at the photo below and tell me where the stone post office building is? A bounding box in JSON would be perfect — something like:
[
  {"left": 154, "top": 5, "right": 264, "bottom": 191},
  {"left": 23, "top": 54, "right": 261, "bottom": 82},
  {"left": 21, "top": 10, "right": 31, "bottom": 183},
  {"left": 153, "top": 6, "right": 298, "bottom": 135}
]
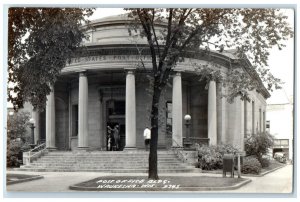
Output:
[{"left": 28, "top": 14, "right": 270, "bottom": 152}]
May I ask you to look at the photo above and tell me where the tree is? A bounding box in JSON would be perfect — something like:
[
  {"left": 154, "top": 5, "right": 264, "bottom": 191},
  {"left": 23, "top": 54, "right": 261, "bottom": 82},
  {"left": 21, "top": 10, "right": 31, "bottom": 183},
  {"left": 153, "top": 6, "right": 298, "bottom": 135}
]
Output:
[
  {"left": 126, "top": 8, "right": 293, "bottom": 179},
  {"left": 8, "top": 7, "right": 94, "bottom": 110},
  {"left": 7, "top": 111, "right": 30, "bottom": 141},
  {"left": 7, "top": 111, "right": 31, "bottom": 167}
]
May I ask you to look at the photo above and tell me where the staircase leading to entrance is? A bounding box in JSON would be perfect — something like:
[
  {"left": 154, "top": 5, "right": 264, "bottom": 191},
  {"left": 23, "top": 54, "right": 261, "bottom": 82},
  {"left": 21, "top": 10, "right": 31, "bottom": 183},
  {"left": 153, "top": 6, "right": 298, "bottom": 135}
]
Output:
[{"left": 18, "top": 150, "right": 197, "bottom": 173}]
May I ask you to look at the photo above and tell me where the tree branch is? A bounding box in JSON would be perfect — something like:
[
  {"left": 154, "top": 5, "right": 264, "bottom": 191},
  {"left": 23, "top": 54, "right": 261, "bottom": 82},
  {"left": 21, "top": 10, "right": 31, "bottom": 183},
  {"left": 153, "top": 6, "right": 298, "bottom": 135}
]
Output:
[
  {"left": 137, "top": 9, "right": 158, "bottom": 73},
  {"left": 159, "top": 9, "right": 173, "bottom": 70},
  {"left": 150, "top": 9, "right": 161, "bottom": 58}
]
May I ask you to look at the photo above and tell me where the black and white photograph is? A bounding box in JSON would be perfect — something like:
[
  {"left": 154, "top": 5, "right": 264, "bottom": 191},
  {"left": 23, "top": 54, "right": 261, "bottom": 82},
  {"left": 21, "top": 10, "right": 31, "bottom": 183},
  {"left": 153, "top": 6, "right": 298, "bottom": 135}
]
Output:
[{"left": 1, "top": 0, "right": 297, "bottom": 199}]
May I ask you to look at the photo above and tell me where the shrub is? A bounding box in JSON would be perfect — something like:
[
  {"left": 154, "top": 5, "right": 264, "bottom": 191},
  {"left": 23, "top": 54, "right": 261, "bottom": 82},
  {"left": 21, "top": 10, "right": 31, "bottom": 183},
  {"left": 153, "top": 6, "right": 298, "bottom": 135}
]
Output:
[
  {"left": 195, "top": 144, "right": 240, "bottom": 170},
  {"left": 260, "top": 158, "right": 270, "bottom": 168},
  {"left": 7, "top": 140, "right": 23, "bottom": 167},
  {"left": 241, "top": 156, "right": 262, "bottom": 174},
  {"left": 216, "top": 144, "right": 239, "bottom": 156},
  {"left": 245, "top": 132, "right": 274, "bottom": 165},
  {"left": 196, "top": 145, "right": 222, "bottom": 170}
]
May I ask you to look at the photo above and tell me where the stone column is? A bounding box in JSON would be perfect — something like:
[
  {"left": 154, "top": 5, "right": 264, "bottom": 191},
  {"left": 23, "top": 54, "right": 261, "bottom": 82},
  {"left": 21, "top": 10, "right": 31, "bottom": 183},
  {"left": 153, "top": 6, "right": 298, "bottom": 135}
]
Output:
[
  {"left": 78, "top": 71, "right": 89, "bottom": 149},
  {"left": 46, "top": 86, "right": 56, "bottom": 150},
  {"left": 208, "top": 80, "right": 217, "bottom": 146},
  {"left": 125, "top": 70, "right": 136, "bottom": 149},
  {"left": 172, "top": 72, "right": 183, "bottom": 147},
  {"left": 217, "top": 82, "right": 226, "bottom": 144}
]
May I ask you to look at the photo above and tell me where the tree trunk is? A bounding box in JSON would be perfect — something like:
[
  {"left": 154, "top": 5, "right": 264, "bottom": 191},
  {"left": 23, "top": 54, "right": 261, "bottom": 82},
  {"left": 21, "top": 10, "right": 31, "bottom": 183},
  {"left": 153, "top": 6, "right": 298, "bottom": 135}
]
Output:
[{"left": 148, "top": 83, "right": 161, "bottom": 179}]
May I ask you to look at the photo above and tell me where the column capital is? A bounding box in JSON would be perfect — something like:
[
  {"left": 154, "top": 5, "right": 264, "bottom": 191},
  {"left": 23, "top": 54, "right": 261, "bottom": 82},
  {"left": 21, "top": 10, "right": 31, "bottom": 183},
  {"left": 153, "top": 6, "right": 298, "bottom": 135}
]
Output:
[
  {"left": 77, "top": 70, "right": 87, "bottom": 77},
  {"left": 173, "top": 71, "right": 182, "bottom": 77},
  {"left": 125, "top": 68, "right": 136, "bottom": 74}
]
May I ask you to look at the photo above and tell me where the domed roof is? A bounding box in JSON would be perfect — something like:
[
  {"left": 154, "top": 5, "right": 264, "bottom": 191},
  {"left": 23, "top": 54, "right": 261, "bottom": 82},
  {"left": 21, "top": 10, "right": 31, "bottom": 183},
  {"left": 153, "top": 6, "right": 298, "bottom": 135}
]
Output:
[{"left": 90, "top": 14, "right": 131, "bottom": 26}]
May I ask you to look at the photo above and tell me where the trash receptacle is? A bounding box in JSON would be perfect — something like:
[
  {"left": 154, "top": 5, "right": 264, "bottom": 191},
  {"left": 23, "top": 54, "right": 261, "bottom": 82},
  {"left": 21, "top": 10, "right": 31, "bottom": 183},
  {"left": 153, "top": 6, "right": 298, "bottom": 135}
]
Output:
[{"left": 223, "top": 154, "right": 234, "bottom": 178}]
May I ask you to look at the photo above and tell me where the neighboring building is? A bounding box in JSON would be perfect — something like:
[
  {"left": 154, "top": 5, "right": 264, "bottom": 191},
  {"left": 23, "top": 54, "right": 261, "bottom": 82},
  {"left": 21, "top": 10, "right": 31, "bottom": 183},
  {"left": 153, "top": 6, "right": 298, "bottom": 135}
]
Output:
[
  {"left": 267, "top": 89, "right": 293, "bottom": 160},
  {"left": 17, "top": 14, "right": 270, "bottom": 152}
]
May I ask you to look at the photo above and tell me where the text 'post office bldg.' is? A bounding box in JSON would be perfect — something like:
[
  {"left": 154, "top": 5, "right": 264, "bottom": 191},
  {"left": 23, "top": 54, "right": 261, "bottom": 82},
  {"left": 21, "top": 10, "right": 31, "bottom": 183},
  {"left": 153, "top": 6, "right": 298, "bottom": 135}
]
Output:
[{"left": 29, "top": 14, "right": 270, "bottom": 152}]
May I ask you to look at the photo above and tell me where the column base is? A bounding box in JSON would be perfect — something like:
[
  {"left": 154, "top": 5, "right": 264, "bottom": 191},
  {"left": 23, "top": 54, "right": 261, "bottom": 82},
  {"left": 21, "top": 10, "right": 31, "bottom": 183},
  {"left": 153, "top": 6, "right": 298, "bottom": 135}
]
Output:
[
  {"left": 124, "top": 147, "right": 137, "bottom": 150},
  {"left": 77, "top": 147, "right": 89, "bottom": 151},
  {"left": 46, "top": 147, "right": 57, "bottom": 151},
  {"left": 171, "top": 146, "right": 184, "bottom": 149}
]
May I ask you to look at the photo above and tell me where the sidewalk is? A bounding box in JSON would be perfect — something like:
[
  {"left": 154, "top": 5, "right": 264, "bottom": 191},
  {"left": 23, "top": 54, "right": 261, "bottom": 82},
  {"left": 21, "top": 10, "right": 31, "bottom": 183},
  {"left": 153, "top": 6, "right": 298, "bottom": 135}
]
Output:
[{"left": 5, "top": 165, "right": 293, "bottom": 193}]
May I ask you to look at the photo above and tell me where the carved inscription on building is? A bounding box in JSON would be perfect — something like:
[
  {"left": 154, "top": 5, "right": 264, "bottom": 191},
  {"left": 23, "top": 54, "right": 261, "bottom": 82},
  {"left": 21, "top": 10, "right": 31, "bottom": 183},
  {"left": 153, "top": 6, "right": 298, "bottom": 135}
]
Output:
[{"left": 70, "top": 55, "right": 152, "bottom": 64}]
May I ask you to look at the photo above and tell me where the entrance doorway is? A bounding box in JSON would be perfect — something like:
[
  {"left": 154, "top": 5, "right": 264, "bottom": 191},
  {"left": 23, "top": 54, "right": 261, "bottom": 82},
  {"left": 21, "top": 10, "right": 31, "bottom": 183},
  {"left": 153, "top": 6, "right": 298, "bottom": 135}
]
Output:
[{"left": 106, "top": 100, "right": 125, "bottom": 151}]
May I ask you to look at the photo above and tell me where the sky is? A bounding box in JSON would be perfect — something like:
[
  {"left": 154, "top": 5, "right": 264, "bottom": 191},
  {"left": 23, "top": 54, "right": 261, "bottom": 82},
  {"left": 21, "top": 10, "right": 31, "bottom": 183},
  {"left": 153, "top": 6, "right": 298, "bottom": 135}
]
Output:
[{"left": 89, "top": 8, "right": 295, "bottom": 101}]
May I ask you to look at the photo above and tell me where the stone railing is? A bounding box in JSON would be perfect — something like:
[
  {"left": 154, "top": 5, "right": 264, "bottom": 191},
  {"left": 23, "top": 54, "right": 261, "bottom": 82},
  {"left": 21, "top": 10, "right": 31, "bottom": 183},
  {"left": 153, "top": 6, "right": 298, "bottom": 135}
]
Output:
[
  {"left": 183, "top": 137, "right": 210, "bottom": 146},
  {"left": 23, "top": 143, "right": 47, "bottom": 165},
  {"left": 171, "top": 138, "right": 198, "bottom": 166}
]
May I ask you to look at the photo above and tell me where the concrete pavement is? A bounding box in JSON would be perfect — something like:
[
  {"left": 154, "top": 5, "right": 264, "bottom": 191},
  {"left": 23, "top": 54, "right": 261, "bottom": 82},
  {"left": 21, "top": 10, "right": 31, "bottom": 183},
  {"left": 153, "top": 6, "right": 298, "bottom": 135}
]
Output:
[
  {"left": 5, "top": 165, "right": 293, "bottom": 194},
  {"left": 218, "top": 164, "right": 293, "bottom": 193}
]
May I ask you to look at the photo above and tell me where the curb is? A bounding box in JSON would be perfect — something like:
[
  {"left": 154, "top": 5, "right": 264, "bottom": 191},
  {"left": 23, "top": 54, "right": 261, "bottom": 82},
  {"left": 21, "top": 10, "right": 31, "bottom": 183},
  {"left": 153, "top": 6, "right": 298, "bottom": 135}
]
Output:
[
  {"left": 7, "top": 175, "right": 44, "bottom": 185},
  {"left": 69, "top": 179, "right": 251, "bottom": 192},
  {"left": 200, "top": 164, "right": 286, "bottom": 177}
]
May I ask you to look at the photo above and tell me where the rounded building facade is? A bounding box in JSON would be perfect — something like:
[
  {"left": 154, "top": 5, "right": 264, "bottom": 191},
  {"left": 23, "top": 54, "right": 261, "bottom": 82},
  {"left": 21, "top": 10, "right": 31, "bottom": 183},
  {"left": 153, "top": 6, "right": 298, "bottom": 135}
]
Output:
[{"left": 30, "top": 14, "right": 270, "bottom": 151}]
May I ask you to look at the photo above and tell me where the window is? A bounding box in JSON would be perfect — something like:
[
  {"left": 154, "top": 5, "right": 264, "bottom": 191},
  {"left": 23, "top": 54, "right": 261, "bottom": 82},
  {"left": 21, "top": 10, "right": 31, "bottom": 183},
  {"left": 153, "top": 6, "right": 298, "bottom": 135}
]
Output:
[
  {"left": 166, "top": 102, "right": 172, "bottom": 136},
  {"left": 259, "top": 108, "right": 262, "bottom": 133},
  {"left": 108, "top": 100, "right": 125, "bottom": 116},
  {"left": 72, "top": 105, "right": 78, "bottom": 136},
  {"left": 274, "top": 139, "right": 289, "bottom": 147},
  {"left": 266, "top": 120, "right": 270, "bottom": 129},
  {"left": 244, "top": 100, "right": 247, "bottom": 138},
  {"left": 252, "top": 101, "right": 255, "bottom": 135},
  {"left": 263, "top": 111, "right": 266, "bottom": 133}
]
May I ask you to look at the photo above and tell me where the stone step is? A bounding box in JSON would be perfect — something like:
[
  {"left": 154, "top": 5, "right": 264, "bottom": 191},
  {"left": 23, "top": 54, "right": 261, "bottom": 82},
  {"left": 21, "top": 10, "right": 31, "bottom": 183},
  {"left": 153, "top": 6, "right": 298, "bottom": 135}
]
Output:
[
  {"left": 46, "top": 152, "right": 175, "bottom": 154},
  {"left": 29, "top": 162, "right": 185, "bottom": 166},
  {"left": 17, "top": 168, "right": 195, "bottom": 173},
  {"left": 40, "top": 154, "right": 178, "bottom": 158},
  {"left": 21, "top": 165, "right": 192, "bottom": 169},
  {"left": 36, "top": 158, "right": 181, "bottom": 162},
  {"left": 19, "top": 150, "right": 196, "bottom": 173},
  {"left": 37, "top": 158, "right": 181, "bottom": 162}
]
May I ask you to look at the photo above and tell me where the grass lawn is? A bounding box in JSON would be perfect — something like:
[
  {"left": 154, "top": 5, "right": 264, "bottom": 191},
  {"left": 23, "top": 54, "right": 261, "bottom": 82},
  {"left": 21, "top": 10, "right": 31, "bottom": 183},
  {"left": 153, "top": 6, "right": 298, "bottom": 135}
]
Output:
[
  {"left": 201, "top": 159, "right": 285, "bottom": 176},
  {"left": 70, "top": 176, "right": 248, "bottom": 191},
  {"left": 7, "top": 173, "right": 43, "bottom": 185},
  {"left": 261, "top": 160, "right": 285, "bottom": 173}
]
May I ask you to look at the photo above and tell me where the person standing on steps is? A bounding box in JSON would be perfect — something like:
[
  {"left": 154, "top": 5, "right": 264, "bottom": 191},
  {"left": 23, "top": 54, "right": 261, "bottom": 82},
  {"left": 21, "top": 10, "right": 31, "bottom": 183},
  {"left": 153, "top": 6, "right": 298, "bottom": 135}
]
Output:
[
  {"left": 143, "top": 127, "right": 151, "bottom": 151},
  {"left": 107, "top": 125, "right": 113, "bottom": 151},
  {"left": 112, "top": 125, "right": 120, "bottom": 151}
]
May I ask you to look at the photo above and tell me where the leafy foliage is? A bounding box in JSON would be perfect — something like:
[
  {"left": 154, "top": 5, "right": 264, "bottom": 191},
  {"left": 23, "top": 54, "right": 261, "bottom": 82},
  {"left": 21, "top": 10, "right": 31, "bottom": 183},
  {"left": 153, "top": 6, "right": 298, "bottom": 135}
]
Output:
[
  {"left": 196, "top": 145, "right": 222, "bottom": 170},
  {"left": 8, "top": 8, "right": 94, "bottom": 110},
  {"left": 260, "top": 157, "right": 270, "bottom": 168},
  {"left": 195, "top": 144, "right": 239, "bottom": 170},
  {"left": 217, "top": 144, "right": 240, "bottom": 156},
  {"left": 7, "top": 111, "right": 30, "bottom": 141},
  {"left": 241, "top": 156, "right": 262, "bottom": 174},
  {"left": 126, "top": 8, "right": 293, "bottom": 178},
  {"left": 7, "top": 140, "right": 23, "bottom": 167},
  {"left": 245, "top": 132, "right": 274, "bottom": 163},
  {"left": 7, "top": 111, "right": 31, "bottom": 167}
]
